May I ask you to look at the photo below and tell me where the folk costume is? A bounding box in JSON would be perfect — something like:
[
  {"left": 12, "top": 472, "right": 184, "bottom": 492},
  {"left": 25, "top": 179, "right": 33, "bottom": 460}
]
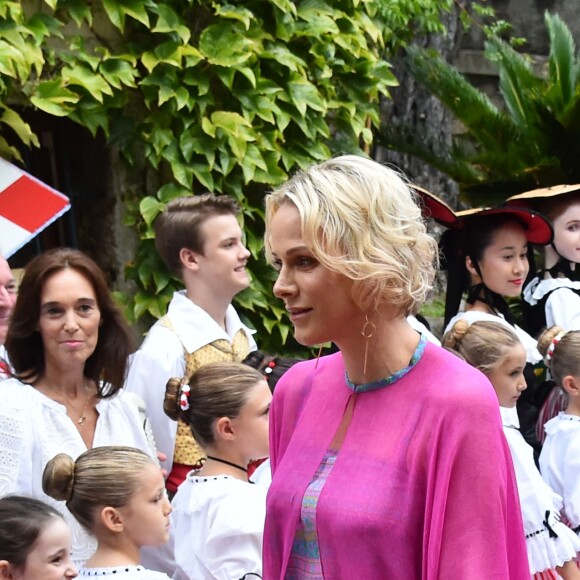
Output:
[
  {"left": 540, "top": 413, "right": 580, "bottom": 536},
  {"left": 500, "top": 407, "right": 580, "bottom": 577},
  {"left": 124, "top": 290, "right": 256, "bottom": 489},
  {"left": 170, "top": 472, "right": 267, "bottom": 580}
]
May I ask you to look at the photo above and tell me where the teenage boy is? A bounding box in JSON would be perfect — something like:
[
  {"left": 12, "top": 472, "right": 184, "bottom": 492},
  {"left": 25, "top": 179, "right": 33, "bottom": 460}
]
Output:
[{"left": 125, "top": 194, "right": 257, "bottom": 493}]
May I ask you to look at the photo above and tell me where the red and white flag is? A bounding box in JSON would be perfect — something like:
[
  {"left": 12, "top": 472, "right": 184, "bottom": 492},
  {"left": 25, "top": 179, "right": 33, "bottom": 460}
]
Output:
[{"left": 0, "top": 157, "right": 70, "bottom": 258}]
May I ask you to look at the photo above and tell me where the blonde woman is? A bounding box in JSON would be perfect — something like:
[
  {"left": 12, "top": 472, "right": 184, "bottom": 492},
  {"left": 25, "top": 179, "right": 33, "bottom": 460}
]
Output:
[{"left": 263, "top": 155, "right": 529, "bottom": 579}]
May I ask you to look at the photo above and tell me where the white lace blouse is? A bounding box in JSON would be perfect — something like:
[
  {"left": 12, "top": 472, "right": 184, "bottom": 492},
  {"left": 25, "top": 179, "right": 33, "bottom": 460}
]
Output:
[
  {"left": 540, "top": 412, "right": 580, "bottom": 529},
  {"left": 0, "top": 378, "right": 155, "bottom": 567},
  {"left": 501, "top": 407, "right": 580, "bottom": 573},
  {"left": 171, "top": 472, "right": 267, "bottom": 580}
]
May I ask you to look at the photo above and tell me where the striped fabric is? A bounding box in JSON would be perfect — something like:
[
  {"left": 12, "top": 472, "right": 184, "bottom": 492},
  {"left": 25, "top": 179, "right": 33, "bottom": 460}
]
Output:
[{"left": 286, "top": 451, "right": 338, "bottom": 579}]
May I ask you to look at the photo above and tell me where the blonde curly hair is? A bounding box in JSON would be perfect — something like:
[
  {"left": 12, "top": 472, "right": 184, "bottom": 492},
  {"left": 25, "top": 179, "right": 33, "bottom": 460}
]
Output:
[{"left": 265, "top": 155, "right": 438, "bottom": 315}]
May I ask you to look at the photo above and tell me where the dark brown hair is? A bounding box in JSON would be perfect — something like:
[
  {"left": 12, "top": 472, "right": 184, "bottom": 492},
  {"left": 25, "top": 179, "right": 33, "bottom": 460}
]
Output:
[
  {"left": 0, "top": 495, "right": 64, "bottom": 567},
  {"left": 154, "top": 194, "right": 241, "bottom": 276},
  {"left": 5, "top": 248, "right": 134, "bottom": 396},
  {"left": 164, "top": 361, "right": 263, "bottom": 447}
]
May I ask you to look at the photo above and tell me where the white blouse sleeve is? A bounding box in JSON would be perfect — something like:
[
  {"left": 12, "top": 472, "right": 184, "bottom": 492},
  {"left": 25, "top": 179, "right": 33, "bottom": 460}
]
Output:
[
  {"left": 124, "top": 325, "right": 185, "bottom": 472},
  {"left": 546, "top": 288, "right": 580, "bottom": 331},
  {"left": 0, "top": 380, "right": 34, "bottom": 497}
]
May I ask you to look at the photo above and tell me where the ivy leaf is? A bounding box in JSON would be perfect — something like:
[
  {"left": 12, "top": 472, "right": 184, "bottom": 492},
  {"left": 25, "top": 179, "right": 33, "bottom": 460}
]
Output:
[
  {"left": 152, "top": 4, "right": 190, "bottom": 44},
  {"left": 287, "top": 76, "right": 326, "bottom": 115},
  {"left": 119, "top": 0, "right": 151, "bottom": 28},
  {"left": 64, "top": 0, "right": 93, "bottom": 27},
  {"left": 30, "top": 80, "right": 79, "bottom": 116},
  {"left": 214, "top": 5, "right": 255, "bottom": 30},
  {"left": 156, "top": 183, "right": 190, "bottom": 203},
  {"left": 237, "top": 67, "right": 257, "bottom": 88},
  {"left": 0, "top": 134, "right": 24, "bottom": 164},
  {"left": 262, "top": 44, "right": 306, "bottom": 71},
  {"left": 191, "top": 162, "right": 215, "bottom": 191},
  {"left": 26, "top": 12, "right": 64, "bottom": 43},
  {"left": 100, "top": 57, "right": 138, "bottom": 89},
  {"left": 102, "top": 0, "right": 125, "bottom": 31},
  {"left": 269, "top": 0, "right": 297, "bottom": 16},
  {"left": 199, "top": 23, "right": 253, "bottom": 66},
  {"left": 62, "top": 65, "right": 113, "bottom": 102},
  {"left": 139, "top": 196, "right": 164, "bottom": 226},
  {"left": 0, "top": 106, "right": 40, "bottom": 147},
  {"left": 70, "top": 101, "right": 110, "bottom": 136}
]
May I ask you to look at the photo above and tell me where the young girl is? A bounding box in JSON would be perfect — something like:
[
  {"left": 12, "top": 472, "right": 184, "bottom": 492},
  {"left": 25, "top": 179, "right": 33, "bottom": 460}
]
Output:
[
  {"left": 507, "top": 185, "right": 580, "bottom": 335},
  {"left": 0, "top": 495, "right": 78, "bottom": 580},
  {"left": 442, "top": 206, "right": 553, "bottom": 453},
  {"left": 442, "top": 206, "right": 552, "bottom": 358},
  {"left": 163, "top": 361, "right": 271, "bottom": 580},
  {"left": 42, "top": 446, "right": 172, "bottom": 579},
  {"left": 538, "top": 326, "right": 580, "bottom": 538},
  {"left": 443, "top": 320, "right": 580, "bottom": 579},
  {"left": 507, "top": 187, "right": 580, "bottom": 442}
]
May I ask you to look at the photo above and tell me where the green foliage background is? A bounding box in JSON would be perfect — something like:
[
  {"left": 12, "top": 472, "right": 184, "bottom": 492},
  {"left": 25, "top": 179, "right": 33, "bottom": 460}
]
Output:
[
  {"left": 0, "top": 0, "right": 452, "bottom": 354},
  {"left": 379, "top": 11, "right": 580, "bottom": 208}
]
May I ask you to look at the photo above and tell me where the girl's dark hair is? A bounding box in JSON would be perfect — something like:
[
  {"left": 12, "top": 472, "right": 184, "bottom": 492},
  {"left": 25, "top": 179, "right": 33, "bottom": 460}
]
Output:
[
  {"left": 5, "top": 248, "right": 135, "bottom": 397},
  {"left": 42, "top": 446, "right": 156, "bottom": 532},
  {"left": 0, "top": 495, "right": 64, "bottom": 566},
  {"left": 442, "top": 215, "right": 527, "bottom": 326},
  {"left": 164, "top": 361, "right": 264, "bottom": 447},
  {"left": 242, "top": 351, "right": 302, "bottom": 393}
]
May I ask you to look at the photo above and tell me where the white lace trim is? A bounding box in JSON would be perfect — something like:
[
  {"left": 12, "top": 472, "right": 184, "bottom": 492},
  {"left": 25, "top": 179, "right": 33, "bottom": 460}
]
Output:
[{"left": 524, "top": 277, "right": 580, "bottom": 305}]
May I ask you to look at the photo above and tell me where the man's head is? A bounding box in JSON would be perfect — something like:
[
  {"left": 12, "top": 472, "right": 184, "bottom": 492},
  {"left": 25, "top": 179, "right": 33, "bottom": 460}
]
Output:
[
  {"left": 154, "top": 194, "right": 243, "bottom": 277},
  {"left": 0, "top": 256, "right": 17, "bottom": 345}
]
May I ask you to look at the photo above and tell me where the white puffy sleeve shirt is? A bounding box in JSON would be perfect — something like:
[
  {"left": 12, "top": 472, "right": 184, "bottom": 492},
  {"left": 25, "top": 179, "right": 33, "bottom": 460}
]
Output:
[
  {"left": 540, "top": 413, "right": 580, "bottom": 528},
  {"left": 124, "top": 291, "right": 256, "bottom": 473},
  {"left": 524, "top": 278, "right": 580, "bottom": 331},
  {"left": 170, "top": 473, "right": 267, "bottom": 580},
  {"left": 0, "top": 378, "right": 155, "bottom": 567}
]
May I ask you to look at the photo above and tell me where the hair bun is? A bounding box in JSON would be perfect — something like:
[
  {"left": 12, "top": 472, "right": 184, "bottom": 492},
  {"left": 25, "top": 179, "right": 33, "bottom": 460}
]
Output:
[
  {"left": 537, "top": 325, "right": 566, "bottom": 358},
  {"left": 163, "top": 377, "right": 184, "bottom": 421},
  {"left": 443, "top": 319, "right": 470, "bottom": 349},
  {"left": 42, "top": 453, "right": 76, "bottom": 502}
]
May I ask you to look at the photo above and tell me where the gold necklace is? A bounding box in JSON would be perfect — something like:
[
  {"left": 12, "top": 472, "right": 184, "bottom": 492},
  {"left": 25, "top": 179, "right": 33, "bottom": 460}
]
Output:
[{"left": 53, "top": 385, "right": 92, "bottom": 426}]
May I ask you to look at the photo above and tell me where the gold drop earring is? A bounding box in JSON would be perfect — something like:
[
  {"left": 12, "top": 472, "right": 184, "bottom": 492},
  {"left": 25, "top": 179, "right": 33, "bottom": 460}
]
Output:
[
  {"left": 361, "top": 315, "right": 376, "bottom": 376},
  {"left": 314, "top": 344, "right": 324, "bottom": 369}
]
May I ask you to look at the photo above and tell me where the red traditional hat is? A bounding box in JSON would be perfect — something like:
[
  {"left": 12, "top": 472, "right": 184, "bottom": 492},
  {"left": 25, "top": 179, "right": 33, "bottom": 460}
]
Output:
[
  {"left": 413, "top": 185, "right": 459, "bottom": 228},
  {"left": 456, "top": 206, "right": 553, "bottom": 245}
]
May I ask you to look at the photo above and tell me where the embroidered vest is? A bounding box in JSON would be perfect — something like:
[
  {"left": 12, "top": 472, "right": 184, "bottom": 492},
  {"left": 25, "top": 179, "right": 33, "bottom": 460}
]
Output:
[{"left": 161, "top": 316, "right": 251, "bottom": 465}]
